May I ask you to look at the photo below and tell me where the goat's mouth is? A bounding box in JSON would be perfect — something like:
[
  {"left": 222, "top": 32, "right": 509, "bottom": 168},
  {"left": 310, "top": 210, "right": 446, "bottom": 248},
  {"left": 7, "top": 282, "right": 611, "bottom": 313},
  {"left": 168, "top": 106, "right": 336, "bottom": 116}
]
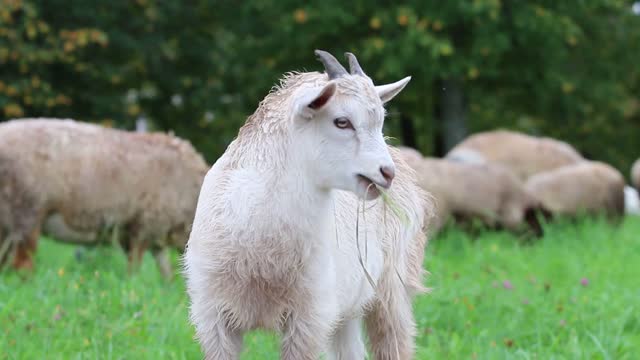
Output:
[{"left": 356, "top": 174, "right": 386, "bottom": 200}]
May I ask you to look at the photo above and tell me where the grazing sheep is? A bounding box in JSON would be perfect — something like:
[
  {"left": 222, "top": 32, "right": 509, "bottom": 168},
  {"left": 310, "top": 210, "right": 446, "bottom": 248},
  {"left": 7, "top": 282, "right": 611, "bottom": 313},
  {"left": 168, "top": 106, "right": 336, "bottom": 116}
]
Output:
[
  {"left": 395, "top": 146, "right": 424, "bottom": 169},
  {"left": 525, "top": 161, "right": 625, "bottom": 218},
  {"left": 624, "top": 186, "right": 640, "bottom": 215},
  {"left": 446, "top": 130, "right": 584, "bottom": 180},
  {"left": 0, "top": 118, "right": 209, "bottom": 278},
  {"left": 444, "top": 147, "right": 487, "bottom": 165},
  {"left": 408, "top": 157, "right": 549, "bottom": 236},
  {"left": 632, "top": 159, "right": 640, "bottom": 191},
  {"left": 183, "top": 50, "right": 430, "bottom": 360}
]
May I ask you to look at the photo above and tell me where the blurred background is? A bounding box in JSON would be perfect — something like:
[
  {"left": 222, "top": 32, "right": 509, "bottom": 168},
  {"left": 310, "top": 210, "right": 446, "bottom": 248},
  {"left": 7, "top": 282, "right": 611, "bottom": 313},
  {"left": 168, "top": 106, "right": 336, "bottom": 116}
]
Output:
[
  {"left": 2, "top": 0, "right": 639, "bottom": 173},
  {"left": 3, "top": 2, "right": 640, "bottom": 358}
]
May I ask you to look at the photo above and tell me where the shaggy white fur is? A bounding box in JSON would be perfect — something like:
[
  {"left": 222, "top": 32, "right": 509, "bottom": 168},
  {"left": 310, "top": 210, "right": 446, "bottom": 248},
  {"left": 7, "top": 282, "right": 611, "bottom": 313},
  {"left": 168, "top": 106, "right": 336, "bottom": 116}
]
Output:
[{"left": 183, "top": 53, "right": 430, "bottom": 359}]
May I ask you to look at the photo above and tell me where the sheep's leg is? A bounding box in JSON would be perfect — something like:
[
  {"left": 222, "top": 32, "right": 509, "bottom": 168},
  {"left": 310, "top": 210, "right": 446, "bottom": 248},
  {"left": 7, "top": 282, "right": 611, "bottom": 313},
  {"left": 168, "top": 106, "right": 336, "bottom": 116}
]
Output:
[
  {"left": 326, "top": 318, "right": 366, "bottom": 360},
  {"left": 152, "top": 247, "right": 173, "bottom": 280},
  {"left": 365, "top": 278, "right": 416, "bottom": 360},
  {"left": 127, "top": 240, "right": 148, "bottom": 275},
  {"left": 12, "top": 223, "right": 41, "bottom": 271},
  {"left": 0, "top": 229, "right": 12, "bottom": 269}
]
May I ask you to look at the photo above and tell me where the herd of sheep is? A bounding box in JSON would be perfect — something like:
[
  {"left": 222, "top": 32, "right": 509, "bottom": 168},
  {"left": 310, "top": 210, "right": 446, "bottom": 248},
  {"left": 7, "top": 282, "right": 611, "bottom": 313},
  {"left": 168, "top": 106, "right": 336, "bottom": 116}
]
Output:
[
  {"left": 1, "top": 49, "right": 640, "bottom": 359},
  {"left": 399, "top": 129, "right": 639, "bottom": 237}
]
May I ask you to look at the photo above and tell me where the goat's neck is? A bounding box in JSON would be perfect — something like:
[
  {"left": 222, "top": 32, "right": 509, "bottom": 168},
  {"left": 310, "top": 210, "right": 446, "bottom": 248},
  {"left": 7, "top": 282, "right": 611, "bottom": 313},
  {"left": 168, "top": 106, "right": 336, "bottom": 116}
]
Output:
[
  {"left": 272, "top": 167, "right": 333, "bottom": 224},
  {"left": 259, "top": 152, "right": 335, "bottom": 250}
]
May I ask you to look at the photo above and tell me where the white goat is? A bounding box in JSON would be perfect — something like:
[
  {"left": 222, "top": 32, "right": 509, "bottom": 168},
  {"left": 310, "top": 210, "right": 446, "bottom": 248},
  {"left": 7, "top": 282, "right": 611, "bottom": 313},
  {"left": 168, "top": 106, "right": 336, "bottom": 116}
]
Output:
[{"left": 183, "top": 50, "right": 430, "bottom": 359}]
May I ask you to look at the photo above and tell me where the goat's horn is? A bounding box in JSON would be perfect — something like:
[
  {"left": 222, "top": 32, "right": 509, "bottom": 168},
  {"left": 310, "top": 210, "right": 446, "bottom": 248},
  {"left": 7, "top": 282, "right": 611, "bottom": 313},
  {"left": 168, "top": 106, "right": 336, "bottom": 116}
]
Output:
[
  {"left": 345, "top": 52, "right": 365, "bottom": 76},
  {"left": 314, "top": 49, "right": 348, "bottom": 80}
]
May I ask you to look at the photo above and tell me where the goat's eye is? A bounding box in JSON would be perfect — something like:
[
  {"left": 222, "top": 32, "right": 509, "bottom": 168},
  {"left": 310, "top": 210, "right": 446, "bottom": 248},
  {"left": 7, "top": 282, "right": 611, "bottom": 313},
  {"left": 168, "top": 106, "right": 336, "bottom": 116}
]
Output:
[{"left": 333, "top": 117, "right": 353, "bottom": 130}]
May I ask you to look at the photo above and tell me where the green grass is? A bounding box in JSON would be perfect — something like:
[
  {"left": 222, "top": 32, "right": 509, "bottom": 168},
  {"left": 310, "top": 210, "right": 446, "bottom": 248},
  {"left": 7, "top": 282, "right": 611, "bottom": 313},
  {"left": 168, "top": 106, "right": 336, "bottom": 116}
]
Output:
[{"left": 1, "top": 217, "right": 639, "bottom": 359}]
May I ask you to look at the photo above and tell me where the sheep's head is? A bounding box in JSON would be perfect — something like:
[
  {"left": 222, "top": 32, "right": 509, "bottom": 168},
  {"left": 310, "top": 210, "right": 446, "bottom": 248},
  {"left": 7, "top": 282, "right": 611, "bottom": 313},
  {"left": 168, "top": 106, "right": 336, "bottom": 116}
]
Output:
[{"left": 290, "top": 50, "right": 411, "bottom": 200}]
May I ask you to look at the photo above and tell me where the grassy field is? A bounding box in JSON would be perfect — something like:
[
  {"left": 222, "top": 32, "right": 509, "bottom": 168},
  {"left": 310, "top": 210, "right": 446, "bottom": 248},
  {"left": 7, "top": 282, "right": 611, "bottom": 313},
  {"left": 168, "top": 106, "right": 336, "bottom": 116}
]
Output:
[{"left": 1, "top": 216, "right": 639, "bottom": 359}]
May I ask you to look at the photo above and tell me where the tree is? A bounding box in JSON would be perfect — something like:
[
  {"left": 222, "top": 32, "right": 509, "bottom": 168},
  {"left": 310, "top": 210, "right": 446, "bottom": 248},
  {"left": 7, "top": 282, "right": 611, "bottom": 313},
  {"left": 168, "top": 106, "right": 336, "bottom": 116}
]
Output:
[{"left": 1, "top": 0, "right": 639, "bottom": 172}]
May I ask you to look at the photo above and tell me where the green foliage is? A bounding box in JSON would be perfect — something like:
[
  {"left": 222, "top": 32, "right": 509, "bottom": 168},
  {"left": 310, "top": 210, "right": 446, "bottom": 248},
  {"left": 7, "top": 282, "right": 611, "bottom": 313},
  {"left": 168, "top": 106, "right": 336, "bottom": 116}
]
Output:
[
  {"left": 0, "top": 0, "right": 639, "bottom": 171},
  {"left": 1, "top": 217, "right": 639, "bottom": 358}
]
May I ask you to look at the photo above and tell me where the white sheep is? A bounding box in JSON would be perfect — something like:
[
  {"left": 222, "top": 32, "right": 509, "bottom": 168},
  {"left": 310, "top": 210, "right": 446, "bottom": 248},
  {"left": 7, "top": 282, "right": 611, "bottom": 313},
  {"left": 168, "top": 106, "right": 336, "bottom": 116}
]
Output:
[
  {"left": 624, "top": 186, "right": 640, "bottom": 215},
  {"left": 632, "top": 159, "right": 640, "bottom": 191},
  {"left": 405, "top": 156, "right": 549, "bottom": 236},
  {"left": 525, "top": 161, "right": 626, "bottom": 218},
  {"left": 446, "top": 129, "right": 584, "bottom": 180},
  {"left": 183, "top": 50, "right": 430, "bottom": 359}
]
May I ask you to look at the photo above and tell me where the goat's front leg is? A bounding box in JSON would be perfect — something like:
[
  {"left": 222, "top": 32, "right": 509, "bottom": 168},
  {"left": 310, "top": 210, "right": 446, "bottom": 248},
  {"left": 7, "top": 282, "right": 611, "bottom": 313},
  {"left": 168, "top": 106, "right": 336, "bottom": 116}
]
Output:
[
  {"left": 191, "top": 304, "right": 244, "bottom": 360},
  {"left": 281, "top": 272, "right": 338, "bottom": 360},
  {"left": 326, "top": 318, "right": 366, "bottom": 360},
  {"left": 365, "top": 276, "right": 417, "bottom": 360},
  {"left": 281, "top": 303, "right": 335, "bottom": 360}
]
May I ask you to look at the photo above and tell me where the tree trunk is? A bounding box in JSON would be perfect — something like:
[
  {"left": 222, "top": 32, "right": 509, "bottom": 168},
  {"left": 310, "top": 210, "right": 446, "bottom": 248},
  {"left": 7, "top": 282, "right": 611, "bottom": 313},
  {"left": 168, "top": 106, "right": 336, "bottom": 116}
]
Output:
[
  {"left": 399, "top": 113, "right": 417, "bottom": 149},
  {"left": 439, "top": 78, "right": 467, "bottom": 153}
]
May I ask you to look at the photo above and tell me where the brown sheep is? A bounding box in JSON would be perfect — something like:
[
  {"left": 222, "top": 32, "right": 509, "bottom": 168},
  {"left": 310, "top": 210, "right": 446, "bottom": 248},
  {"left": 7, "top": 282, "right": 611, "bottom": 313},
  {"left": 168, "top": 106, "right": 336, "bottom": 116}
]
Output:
[
  {"left": 0, "top": 118, "right": 209, "bottom": 278},
  {"left": 446, "top": 129, "right": 584, "bottom": 180},
  {"left": 407, "top": 157, "right": 549, "bottom": 236},
  {"left": 525, "top": 161, "right": 625, "bottom": 219}
]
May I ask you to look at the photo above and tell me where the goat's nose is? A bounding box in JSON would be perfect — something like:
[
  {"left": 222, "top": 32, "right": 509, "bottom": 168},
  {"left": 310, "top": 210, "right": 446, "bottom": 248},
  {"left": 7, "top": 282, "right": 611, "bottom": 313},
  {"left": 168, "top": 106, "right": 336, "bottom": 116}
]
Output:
[{"left": 380, "top": 165, "right": 395, "bottom": 186}]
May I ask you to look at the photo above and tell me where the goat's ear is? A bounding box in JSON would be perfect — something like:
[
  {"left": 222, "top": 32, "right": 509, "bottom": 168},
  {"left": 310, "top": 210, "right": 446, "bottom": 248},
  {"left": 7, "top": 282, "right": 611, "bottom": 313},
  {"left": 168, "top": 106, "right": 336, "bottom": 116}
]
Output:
[
  {"left": 308, "top": 82, "right": 336, "bottom": 110},
  {"left": 297, "top": 82, "right": 337, "bottom": 119},
  {"left": 375, "top": 76, "right": 411, "bottom": 104}
]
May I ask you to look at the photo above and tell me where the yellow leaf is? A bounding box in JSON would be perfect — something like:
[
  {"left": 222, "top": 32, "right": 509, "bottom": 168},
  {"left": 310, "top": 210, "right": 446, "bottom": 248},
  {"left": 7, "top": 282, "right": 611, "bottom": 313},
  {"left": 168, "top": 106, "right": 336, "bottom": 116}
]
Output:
[
  {"left": 416, "top": 18, "right": 429, "bottom": 31},
  {"left": 0, "top": 11, "right": 10, "bottom": 23},
  {"left": 293, "top": 9, "right": 307, "bottom": 24},
  {"left": 77, "top": 32, "right": 88, "bottom": 46},
  {"left": 373, "top": 38, "right": 385, "bottom": 50},
  {"left": 440, "top": 43, "right": 453, "bottom": 56},
  {"left": 6, "top": 86, "right": 17, "bottom": 96},
  {"left": 64, "top": 41, "right": 74, "bottom": 53},
  {"left": 369, "top": 17, "right": 381, "bottom": 30},
  {"left": 26, "top": 24, "right": 37, "bottom": 39},
  {"left": 397, "top": 14, "right": 409, "bottom": 27},
  {"left": 561, "top": 82, "right": 574, "bottom": 94},
  {"left": 56, "top": 94, "right": 72, "bottom": 105},
  {"left": 127, "top": 104, "right": 141, "bottom": 116},
  {"left": 37, "top": 21, "right": 49, "bottom": 34},
  {"left": 3, "top": 103, "right": 24, "bottom": 117},
  {"left": 468, "top": 67, "right": 479, "bottom": 79}
]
